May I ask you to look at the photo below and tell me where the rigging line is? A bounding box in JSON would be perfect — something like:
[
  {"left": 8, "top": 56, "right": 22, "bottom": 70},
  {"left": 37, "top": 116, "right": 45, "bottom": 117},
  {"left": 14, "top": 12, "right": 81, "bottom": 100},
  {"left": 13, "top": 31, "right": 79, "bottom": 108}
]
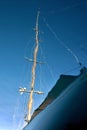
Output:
[
  {"left": 64, "top": 64, "right": 81, "bottom": 74},
  {"left": 38, "top": 45, "right": 49, "bottom": 94},
  {"left": 46, "top": 62, "right": 56, "bottom": 82},
  {"left": 41, "top": 1, "right": 87, "bottom": 16},
  {"left": 24, "top": 40, "right": 32, "bottom": 57},
  {"left": 62, "top": 61, "right": 87, "bottom": 75},
  {"left": 58, "top": 47, "right": 87, "bottom": 75},
  {"left": 39, "top": 43, "right": 55, "bottom": 83},
  {"left": 43, "top": 17, "right": 81, "bottom": 66},
  {"left": 39, "top": 45, "right": 45, "bottom": 92},
  {"left": 54, "top": 1, "right": 87, "bottom": 14},
  {"left": 17, "top": 94, "right": 28, "bottom": 130},
  {"left": 39, "top": 44, "right": 46, "bottom": 63},
  {"left": 39, "top": 64, "right": 43, "bottom": 92},
  {"left": 19, "top": 58, "right": 30, "bottom": 89},
  {"left": 17, "top": 113, "right": 24, "bottom": 130},
  {"left": 12, "top": 94, "right": 22, "bottom": 130},
  {"left": 37, "top": 51, "right": 42, "bottom": 92}
]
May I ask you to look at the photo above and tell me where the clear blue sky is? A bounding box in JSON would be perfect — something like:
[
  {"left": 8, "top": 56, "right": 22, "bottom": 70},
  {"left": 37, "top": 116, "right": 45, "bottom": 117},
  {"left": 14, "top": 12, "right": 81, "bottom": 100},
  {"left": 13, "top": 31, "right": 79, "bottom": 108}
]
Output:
[{"left": 0, "top": 0, "right": 87, "bottom": 130}]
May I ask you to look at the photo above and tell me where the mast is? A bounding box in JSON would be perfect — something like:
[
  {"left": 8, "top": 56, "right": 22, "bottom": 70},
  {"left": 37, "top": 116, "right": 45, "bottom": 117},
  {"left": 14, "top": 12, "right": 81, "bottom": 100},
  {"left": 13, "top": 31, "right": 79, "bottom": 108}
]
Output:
[
  {"left": 27, "top": 11, "right": 40, "bottom": 122},
  {"left": 19, "top": 11, "right": 44, "bottom": 123}
]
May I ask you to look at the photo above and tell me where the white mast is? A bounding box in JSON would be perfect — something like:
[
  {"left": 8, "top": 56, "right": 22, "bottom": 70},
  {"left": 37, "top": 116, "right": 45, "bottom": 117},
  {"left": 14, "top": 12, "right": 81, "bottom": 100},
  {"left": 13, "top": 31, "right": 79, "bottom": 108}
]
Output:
[
  {"left": 27, "top": 11, "right": 40, "bottom": 122},
  {"left": 19, "top": 11, "right": 44, "bottom": 123}
]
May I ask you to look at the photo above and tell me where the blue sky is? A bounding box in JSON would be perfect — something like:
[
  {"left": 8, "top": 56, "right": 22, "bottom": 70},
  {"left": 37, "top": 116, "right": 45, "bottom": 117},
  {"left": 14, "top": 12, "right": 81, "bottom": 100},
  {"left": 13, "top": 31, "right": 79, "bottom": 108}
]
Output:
[{"left": 0, "top": 0, "right": 87, "bottom": 130}]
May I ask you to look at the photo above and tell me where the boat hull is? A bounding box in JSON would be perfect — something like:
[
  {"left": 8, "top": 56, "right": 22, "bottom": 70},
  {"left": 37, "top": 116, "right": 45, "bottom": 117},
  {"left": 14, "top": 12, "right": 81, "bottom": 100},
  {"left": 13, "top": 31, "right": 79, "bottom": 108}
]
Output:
[{"left": 23, "top": 71, "right": 87, "bottom": 130}]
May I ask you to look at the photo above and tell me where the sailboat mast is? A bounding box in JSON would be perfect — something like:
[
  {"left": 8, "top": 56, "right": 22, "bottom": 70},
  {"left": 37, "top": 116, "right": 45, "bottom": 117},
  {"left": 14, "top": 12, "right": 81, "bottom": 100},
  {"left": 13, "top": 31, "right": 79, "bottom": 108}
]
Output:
[
  {"left": 30, "top": 11, "right": 40, "bottom": 90},
  {"left": 27, "top": 11, "right": 40, "bottom": 122}
]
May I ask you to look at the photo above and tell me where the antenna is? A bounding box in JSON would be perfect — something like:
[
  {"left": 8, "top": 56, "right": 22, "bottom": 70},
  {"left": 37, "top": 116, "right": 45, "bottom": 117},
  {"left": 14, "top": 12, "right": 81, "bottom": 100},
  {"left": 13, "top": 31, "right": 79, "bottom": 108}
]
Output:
[{"left": 19, "top": 11, "right": 44, "bottom": 123}]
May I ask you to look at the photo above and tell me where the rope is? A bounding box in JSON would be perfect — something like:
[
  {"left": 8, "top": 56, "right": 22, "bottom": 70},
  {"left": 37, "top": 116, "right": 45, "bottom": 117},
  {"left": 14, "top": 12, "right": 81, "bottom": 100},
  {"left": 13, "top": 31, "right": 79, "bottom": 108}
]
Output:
[{"left": 43, "top": 17, "right": 82, "bottom": 67}]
